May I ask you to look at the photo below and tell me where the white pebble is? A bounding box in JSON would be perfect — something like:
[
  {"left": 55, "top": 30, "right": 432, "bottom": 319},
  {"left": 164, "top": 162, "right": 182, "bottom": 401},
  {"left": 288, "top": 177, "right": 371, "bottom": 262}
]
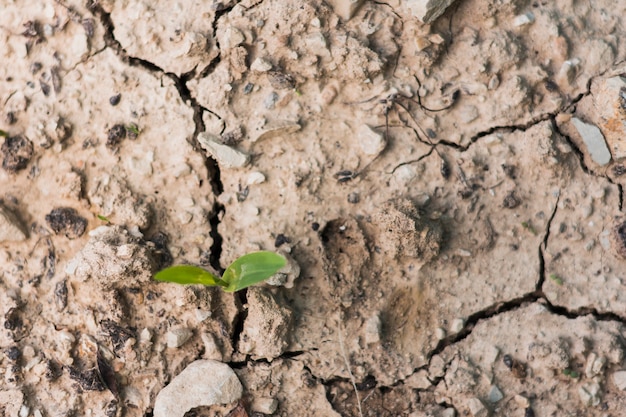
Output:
[{"left": 167, "top": 327, "right": 193, "bottom": 348}]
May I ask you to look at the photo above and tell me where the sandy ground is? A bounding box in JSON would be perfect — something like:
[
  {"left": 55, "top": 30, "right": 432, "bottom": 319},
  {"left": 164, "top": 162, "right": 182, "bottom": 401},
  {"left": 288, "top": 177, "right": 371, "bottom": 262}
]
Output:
[{"left": 1, "top": 0, "right": 626, "bottom": 416}]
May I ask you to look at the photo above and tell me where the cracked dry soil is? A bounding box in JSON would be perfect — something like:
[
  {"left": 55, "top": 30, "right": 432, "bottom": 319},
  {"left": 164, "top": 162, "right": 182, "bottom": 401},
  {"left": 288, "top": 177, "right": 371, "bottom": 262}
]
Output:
[{"left": 2, "top": 0, "right": 626, "bottom": 416}]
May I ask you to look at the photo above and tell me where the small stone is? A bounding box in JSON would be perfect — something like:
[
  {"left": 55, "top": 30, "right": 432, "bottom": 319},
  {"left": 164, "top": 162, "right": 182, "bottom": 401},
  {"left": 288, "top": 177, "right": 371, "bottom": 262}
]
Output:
[
  {"left": 513, "top": 12, "right": 535, "bottom": 27},
  {"left": 440, "top": 409, "right": 456, "bottom": 417},
  {"left": 0, "top": 204, "right": 27, "bottom": 241},
  {"left": 572, "top": 117, "right": 611, "bottom": 166},
  {"left": 326, "top": 0, "right": 365, "bottom": 20},
  {"left": 578, "top": 381, "right": 601, "bottom": 406},
  {"left": 364, "top": 313, "right": 381, "bottom": 345},
  {"left": 197, "top": 133, "right": 249, "bottom": 168},
  {"left": 201, "top": 332, "right": 223, "bottom": 361},
  {"left": 406, "top": 0, "right": 458, "bottom": 24},
  {"left": 153, "top": 360, "right": 242, "bottom": 417},
  {"left": 222, "top": 27, "right": 245, "bottom": 49},
  {"left": 487, "top": 385, "right": 504, "bottom": 403},
  {"left": 467, "top": 397, "right": 489, "bottom": 417},
  {"left": 460, "top": 105, "right": 479, "bottom": 123},
  {"left": 167, "top": 327, "right": 193, "bottom": 348},
  {"left": 2, "top": 135, "right": 33, "bottom": 173},
  {"left": 612, "top": 370, "right": 626, "bottom": 390},
  {"left": 404, "top": 370, "right": 432, "bottom": 390},
  {"left": 250, "top": 58, "right": 272, "bottom": 72},
  {"left": 251, "top": 397, "right": 278, "bottom": 414},
  {"left": 514, "top": 395, "right": 530, "bottom": 408},
  {"left": 557, "top": 59, "right": 579, "bottom": 85},
  {"left": 435, "top": 327, "right": 446, "bottom": 340},
  {"left": 358, "top": 124, "right": 386, "bottom": 156},
  {"left": 450, "top": 318, "right": 465, "bottom": 333},
  {"left": 247, "top": 171, "right": 266, "bottom": 185}
]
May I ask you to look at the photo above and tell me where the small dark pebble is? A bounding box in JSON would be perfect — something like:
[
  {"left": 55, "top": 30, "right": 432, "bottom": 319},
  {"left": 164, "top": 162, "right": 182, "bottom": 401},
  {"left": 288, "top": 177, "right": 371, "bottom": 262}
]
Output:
[
  {"left": 243, "top": 82, "right": 254, "bottom": 94},
  {"left": 5, "top": 112, "right": 16, "bottom": 125},
  {"left": 2, "top": 135, "right": 34, "bottom": 173},
  {"left": 109, "top": 94, "right": 121, "bottom": 106},
  {"left": 40, "top": 79, "right": 51, "bottom": 96},
  {"left": 106, "top": 124, "right": 127, "bottom": 149},
  {"left": 612, "top": 164, "right": 626, "bottom": 177},
  {"left": 98, "top": 349, "right": 120, "bottom": 397},
  {"left": 45, "top": 359, "right": 62, "bottom": 381},
  {"left": 45, "top": 207, "right": 87, "bottom": 239},
  {"left": 101, "top": 319, "right": 135, "bottom": 351},
  {"left": 30, "top": 62, "right": 43, "bottom": 74},
  {"left": 68, "top": 366, "right": 106, "bottom": 391},
  {"left": 347, "top": 192, "right": 360, "bottom": 204},
  {"left": 440, "top": 158, "right": 450, "bottom": 179},
  {"left": 503, "top": 354, "right": 513, "bottom": 369},
  {"left": 502, "top": 164, "right": 516, "bottom": 179},
  {"left": 54, "top": 280, "right": 68, "bottom": 310},
  {"left": 148, "top": 232, "right": 173, "bottom": 270},
  {"left": 503, "top": 191, "right": 521, "bottom": 209},
  {"left": 311, "top": 222, "right": 320, "bottom": 231},
  {"left": 6, "top": 346, "right": 21, "bottom": 361},
  {"left": 236, "top": 184, "right": 249, "bottom": 202},
  {"left": 4, "top": 308, "right": 22, "bottom": 331},
  {"left": 525, "top": 407, "right": 535, "bottom": 417},
  {"left": 274, "top": 233, "right": 291, "bottom": 247},
  {"left": 544, "top": 79, "right": 559, "bottom": 92},
  {"left": 267, "top": 70, "right": 296, "bottom": 90}
]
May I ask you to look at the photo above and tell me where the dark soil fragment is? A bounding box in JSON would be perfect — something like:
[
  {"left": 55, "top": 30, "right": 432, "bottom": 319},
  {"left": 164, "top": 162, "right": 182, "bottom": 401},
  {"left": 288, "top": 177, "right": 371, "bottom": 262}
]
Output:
[
  {"left": 45, "top": 207, "right": 87, "bottom": 239},
  {"left": 503, "top": 191, "right": 521, "bottom": 209},
  {"left": 67, "top": 366, "right": 106, "bottom": 391},
  {"left": 106, "top": 124, "right": 127, "bottom": 149},
  {"left": 2, "top": 135, "right": 34, "bottom": 172},
  {"left": 611, "top": 220, "right": 626, "bottom": 259},
  {"left": 109, "top": 94, "right": 121, "bottom": 106},
  {"left": 148, "top": 231, "right": 173, "bottom": 270},
  {"left": 97, "top": 349, "right": 120, "bottom": 397},
  {"left": 100, "top": 319, "right": 135, "bottom": 351},
  {"left": 274, "top": 233, "right": 291, "bottom": 247},
  {"left": 54, "top": 280, "right": 68, "bottom": 310}
]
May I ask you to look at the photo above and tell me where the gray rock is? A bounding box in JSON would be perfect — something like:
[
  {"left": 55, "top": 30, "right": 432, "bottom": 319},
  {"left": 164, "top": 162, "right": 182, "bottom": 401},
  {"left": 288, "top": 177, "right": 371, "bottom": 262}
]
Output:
[
  {"left": 467, "top": 397, "right": 489, "bottom": 417},
  {"left": 0, "top": 204, "right": 27, "bottom": 241},
  {"left": 153, "top": 360, "right": 242, "bottom": 417},
  {"left": 197, "top": 132, "right": 250, "bottom": 168},
  {"left": 251, "top": 397, "right": 278, "bottom": 414},
  {"left": 166, "top": 327, "right": 193, "bottom": 348},
  {"left": 326, "top": 0, "right": 365, "bottom": 20},
  {"left": 406, "top": 0, "right": 458, "bottom": 24},
  {"left": 572, "top": 117, "right": 611, "bottom": 166},
  {"left": 578, "top": 381, "right": 601, "bottom": 406},
  {"left": 612, "top": 370, "right": 626, "bottom": 390},
  {"left": 358, "top": 124, "right": 386, "bottom": 156},
  {"left": 487, "top": 385, "right": 503, "bottom": 403}
]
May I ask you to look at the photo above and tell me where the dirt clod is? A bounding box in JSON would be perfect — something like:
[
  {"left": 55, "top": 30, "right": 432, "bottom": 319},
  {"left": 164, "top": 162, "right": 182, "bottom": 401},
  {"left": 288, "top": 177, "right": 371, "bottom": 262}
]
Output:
[
  {"left": 45, "top": 207, "right": 87, "bottom": 239},
  {"left": 2, "top": 135, "right": 33, "bottom": 172},
  {"left": 106, "top": 124, "right": 127, "bottom": 149}
]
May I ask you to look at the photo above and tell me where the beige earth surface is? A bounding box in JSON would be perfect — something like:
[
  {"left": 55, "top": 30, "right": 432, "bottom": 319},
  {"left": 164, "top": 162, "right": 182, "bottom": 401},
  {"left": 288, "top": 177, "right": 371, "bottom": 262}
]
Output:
[{"left": 2, "top": 0, "right": 626, "bottom": 416}]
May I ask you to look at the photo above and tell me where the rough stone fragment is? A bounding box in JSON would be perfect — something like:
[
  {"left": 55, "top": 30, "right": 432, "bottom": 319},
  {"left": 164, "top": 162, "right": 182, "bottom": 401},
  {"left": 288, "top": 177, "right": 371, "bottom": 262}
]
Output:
[
  {"left": 153, "top": 360, "right": 242, "bottom": 417},
  {"left": 513, "top": 12, "right": 535, "bottom": 27},
  {"left": 198, "top": 132, "right": 249, "bottom": 168},
  {"left": 612, "top": 370, "right": 626, "bottom": 390},
  {"left": 572, "top": 117, "right": 611, "bottom": 165},
  {"left": 238, "top": 287, "right": 293, "bottom": 360},
  {"left": 326, "top": 0, "right": 365, "bottom": 21},
  {"left": 358, "top": 124, "right": 386, "bottom": 156},
  {"left": 0, "top": 204, "right": 27, "bottom": 241},
  {"left": 65, "top": 225, "right": 155, "bottom": 290},
  {"left": 372, "top": 198, "right": 443, "bottom": 261},
  {"left": 251, "top": 397, "right": 278, "bottom": 414},
  {"left": 364, "top": 313, "right": 382, "bottom": 345},
  {"left": 406, "top": 0, "right": 457, "bottom": 24},
  {"left": 467, "top": 397, "right": 489, "bottom": 417},
  {"left": 578, "top": 381, "right": 601, "bottom": 406},
  {"left": 593, "top": 76, "right": 626, "bottom": 159},
  {"left": 88, "top": 175, "right": 152, "bottom": 230},
  {"left": 166, "top": 327, "right": 193, "bottom": 349},
  {"left": 487, "top": 385, "right": 503, "bottom": 403}
]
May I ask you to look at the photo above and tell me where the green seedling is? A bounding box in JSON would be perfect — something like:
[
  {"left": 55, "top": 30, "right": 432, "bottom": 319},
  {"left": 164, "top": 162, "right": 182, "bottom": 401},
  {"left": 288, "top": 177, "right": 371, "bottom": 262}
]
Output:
[
  {"left": 154, "top": 251, "right": 286, "bottom": 292},
  {"left": 521, "top": 221, "right": 537, "bottom": 235},
  {"left": 562, "top": 368, "right": 579, "bottom": 378},
  {"left": 125, "top": 123, "right": 140, "bottom": 136},
  {"left": 97, "top": 214, "right": 110, "bottom": 222},
  {"left": 549, "top": 273, "right": 563, "bottom": 286},
  {"left": 0, "top": 130, "right": 7, "bottom": 137}
]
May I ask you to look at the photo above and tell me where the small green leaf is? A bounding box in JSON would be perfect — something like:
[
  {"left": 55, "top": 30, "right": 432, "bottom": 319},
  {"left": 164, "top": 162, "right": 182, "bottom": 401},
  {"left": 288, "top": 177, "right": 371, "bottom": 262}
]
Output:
[
  {"left": 154, "top": 265, "right": 226, "bottom": 287},
  {"left": 0, "top": 130, "right": 8, "bottom": 137},
  {"left": 97, "top": 214, "right": 110, "bottom": 222},
  {"left": 126, "top": 123, "right": 140, "bottom": 135},
  {"left": 549, "top": 273, "right": 563, "bottom": 286},
  {"left": 222, "top": 251, "right": 287, "bottom": 292}
]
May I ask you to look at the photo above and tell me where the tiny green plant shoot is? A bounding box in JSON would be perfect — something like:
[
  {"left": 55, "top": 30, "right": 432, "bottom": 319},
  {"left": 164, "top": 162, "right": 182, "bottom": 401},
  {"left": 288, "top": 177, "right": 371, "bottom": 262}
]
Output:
[{"left": 154, "top": 251, "right": 286, "bottom": 292}]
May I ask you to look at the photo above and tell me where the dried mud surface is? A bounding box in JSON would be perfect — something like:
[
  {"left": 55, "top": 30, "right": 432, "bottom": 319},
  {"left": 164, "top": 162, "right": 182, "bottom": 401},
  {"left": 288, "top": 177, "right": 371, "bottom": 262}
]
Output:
[{"left": 1, "top": 0, "right": 626, "bottom": 416}]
